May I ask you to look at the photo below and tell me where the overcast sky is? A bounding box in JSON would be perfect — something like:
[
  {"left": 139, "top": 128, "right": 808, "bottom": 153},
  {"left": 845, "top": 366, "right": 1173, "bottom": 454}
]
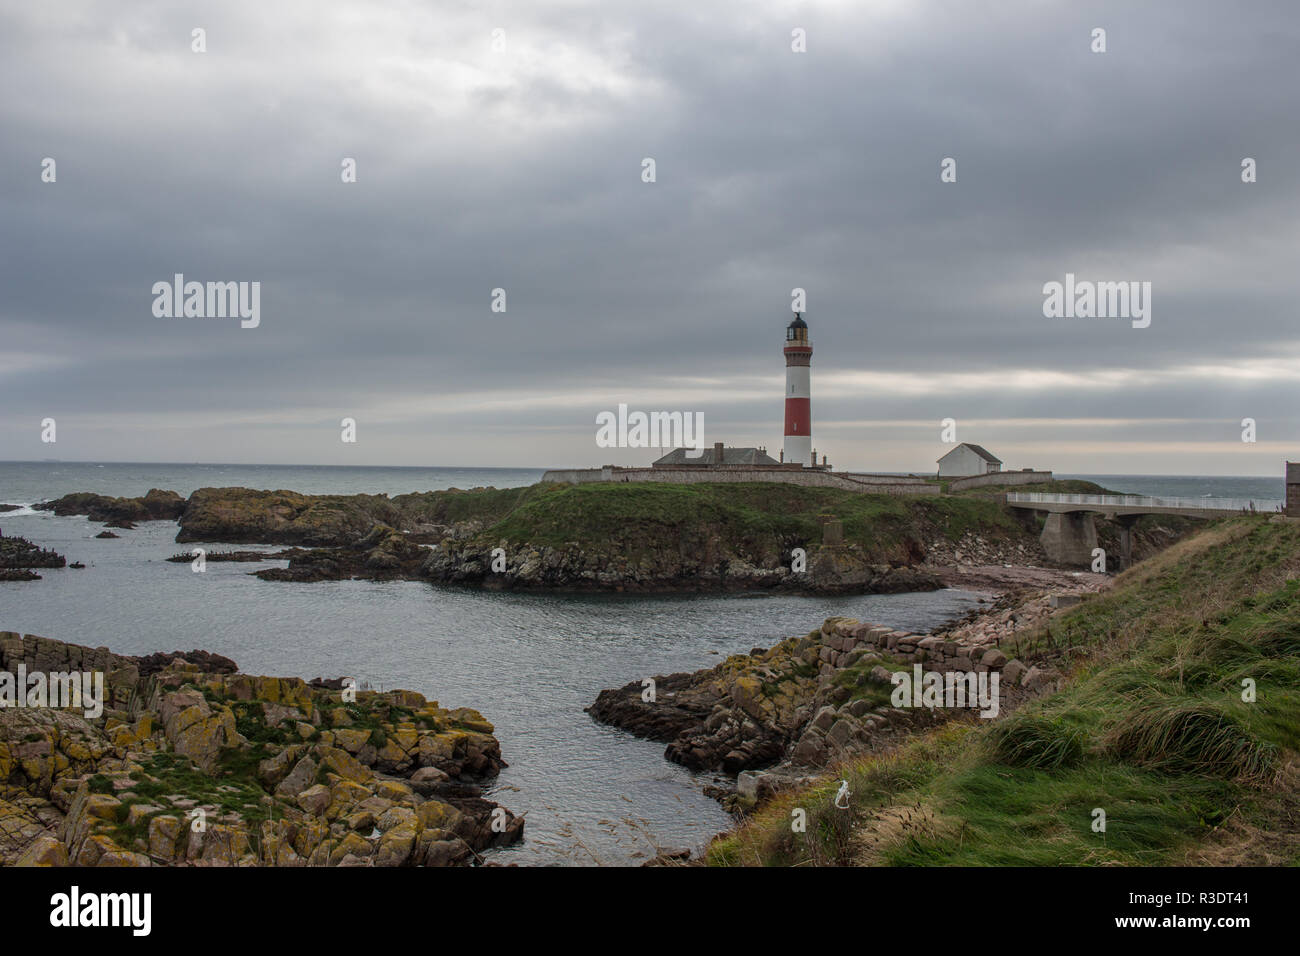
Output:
[{"left": 2, "top": 0, "right": 1298, "bottom": 475}]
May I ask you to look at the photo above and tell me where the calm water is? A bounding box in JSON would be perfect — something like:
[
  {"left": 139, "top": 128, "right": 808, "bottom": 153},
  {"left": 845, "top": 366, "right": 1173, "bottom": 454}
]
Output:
[
  {"left": 1058, "top": 473, "right": 1283, "bottom": 500},
  {"left": 0, "top": 461, "right": 989, "bottom": 865},
  {"left": 0, "top": 461, "right": 547, "bottom": 502}
]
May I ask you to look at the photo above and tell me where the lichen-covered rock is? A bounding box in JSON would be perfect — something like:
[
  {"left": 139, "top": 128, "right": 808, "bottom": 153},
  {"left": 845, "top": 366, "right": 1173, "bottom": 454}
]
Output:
[
  {"left": 591, "top": 614, "right": 1029, "bottom": 782},
  {"left": 0, "top": 631, "right": 522, "bottom": 867},
  {"left": 177, "top": 488, "right": 403, "bottom": 546}
]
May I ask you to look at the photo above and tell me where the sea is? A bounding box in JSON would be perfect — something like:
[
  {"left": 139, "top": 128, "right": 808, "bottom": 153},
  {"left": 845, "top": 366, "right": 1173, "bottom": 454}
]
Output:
[{"left": 0, "top": 462, "right": 1283, "bottom": 865}]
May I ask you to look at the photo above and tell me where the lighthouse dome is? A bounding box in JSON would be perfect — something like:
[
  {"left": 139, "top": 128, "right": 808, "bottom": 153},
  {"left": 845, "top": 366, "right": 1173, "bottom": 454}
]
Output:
[{"left": 786, "top": 313, "right": 809, "bottom": 342}]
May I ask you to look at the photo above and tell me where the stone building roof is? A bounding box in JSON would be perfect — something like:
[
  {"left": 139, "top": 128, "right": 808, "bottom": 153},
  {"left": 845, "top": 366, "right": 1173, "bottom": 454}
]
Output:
[{"left": 653, "top": 446, "right": 781, "bottom": 466}]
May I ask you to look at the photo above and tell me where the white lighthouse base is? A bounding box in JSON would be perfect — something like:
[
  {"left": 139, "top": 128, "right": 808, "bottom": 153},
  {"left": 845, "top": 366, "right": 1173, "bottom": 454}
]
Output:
[{"left": 784, "top": 435, "right": 812, "bottom": 465}]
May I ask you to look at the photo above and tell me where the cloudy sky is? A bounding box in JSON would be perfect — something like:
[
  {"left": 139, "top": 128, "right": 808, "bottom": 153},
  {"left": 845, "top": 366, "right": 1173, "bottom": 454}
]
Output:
[{"left": 2, "top": 0, "right": 1298, "bottom": 475}]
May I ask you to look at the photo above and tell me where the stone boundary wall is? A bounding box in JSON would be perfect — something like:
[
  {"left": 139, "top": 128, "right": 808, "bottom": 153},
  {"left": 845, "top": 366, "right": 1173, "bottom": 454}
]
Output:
[
  {"left": 539, "top": 468, "right": 611, "bottom": 484},
  {"left": 947, "top": 470, "right": 1053, "bottom": 492},
  {"left": 838, "top": 473, "right": 930, "bottom": 485},
  {"left": 539, "top": 467, "right": 935, "bottom": 495},
  {"left": 817, "top": 617, "right": 1010, "bottom": 676},
  {"left": 776, "top": 617, "right": 1054, "bottom": 771},
  {"left": 814, "top": 616, "right": 1056, "bottom": 692}
]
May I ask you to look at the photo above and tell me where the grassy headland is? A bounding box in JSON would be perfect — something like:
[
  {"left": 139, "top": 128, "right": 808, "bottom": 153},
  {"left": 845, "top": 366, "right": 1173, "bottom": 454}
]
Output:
[
  {"left": 706, "top": 514, "right": 1300, "bottom": 866},
  {"left": 481, "top": 481, "right": 1028, "bottom": 559}
]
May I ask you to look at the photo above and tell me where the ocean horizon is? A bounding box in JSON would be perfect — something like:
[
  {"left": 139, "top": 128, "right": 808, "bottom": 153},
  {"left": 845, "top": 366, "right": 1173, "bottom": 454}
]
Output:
[{"left": 0, "top": 459, "right": 1285, "bottom": 505}]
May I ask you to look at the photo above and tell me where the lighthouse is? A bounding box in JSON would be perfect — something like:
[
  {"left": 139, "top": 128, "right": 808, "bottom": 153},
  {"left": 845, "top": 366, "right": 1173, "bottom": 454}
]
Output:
[{"left": 783, "top": 312, "right": 813, "bottom": 465}]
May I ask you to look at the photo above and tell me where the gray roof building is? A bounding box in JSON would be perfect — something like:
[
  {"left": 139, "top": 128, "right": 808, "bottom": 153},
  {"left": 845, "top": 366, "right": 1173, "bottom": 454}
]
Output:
[{"left": 653, "top": 445, "right": 780, "bottom": 466}]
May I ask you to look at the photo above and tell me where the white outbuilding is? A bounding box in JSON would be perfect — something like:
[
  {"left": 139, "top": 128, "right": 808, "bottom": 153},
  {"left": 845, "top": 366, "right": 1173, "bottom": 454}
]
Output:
[{"left": 937, "top": 443, "right": 1002, "bottom": 477}]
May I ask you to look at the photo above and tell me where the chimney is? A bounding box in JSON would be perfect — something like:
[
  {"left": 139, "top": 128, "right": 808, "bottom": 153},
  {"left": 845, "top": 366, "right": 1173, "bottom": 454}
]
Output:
[{"left": 713, "top": 441, "right": 724, "bottom": 466}]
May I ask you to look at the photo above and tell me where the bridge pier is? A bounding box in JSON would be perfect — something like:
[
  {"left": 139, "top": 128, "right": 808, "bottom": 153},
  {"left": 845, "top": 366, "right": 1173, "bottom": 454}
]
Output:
[
  {"left": 1115, "top": 515, "right": 1140, "bottom": 571},
  {"left": 1040, "top": 512, "right": 1097, "bottom": 567}
]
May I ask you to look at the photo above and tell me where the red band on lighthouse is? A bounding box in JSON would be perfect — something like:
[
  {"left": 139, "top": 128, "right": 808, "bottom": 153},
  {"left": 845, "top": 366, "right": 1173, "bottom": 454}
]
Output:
[{"left": 784, "top": 398, "right": 811, "bottom": 436}]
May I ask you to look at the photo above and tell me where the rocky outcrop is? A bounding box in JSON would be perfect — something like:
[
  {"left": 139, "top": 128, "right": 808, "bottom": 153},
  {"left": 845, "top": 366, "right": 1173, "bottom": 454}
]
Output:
[
  {"left": 0, "top": 631, "right": 522, "bottom": 866},
  {"left": 165, "top": 549, "right": 299, "bottom": 563},
  {"left": 33, "top": 483, "right": 1020, "bottom": 595},
  {"left": 35, "top": 489, "right": 184, "bottom": 523},
  {"left": 133, "top": 648, "right": 238, "bottom": 678},
  {"left": 0, "top": 531, "right": 66, "bottom": 575},
  {"left": 423, "top": 541, "right": 943, "bottom": 595},
  {"left": 175, "top": 488, "right": 405, "bottom": 546},
  {"left": 590, "top": 612, "right": 1065, "bottom": 801},
  {"left": 254, "top": 525, "right": 430, "bottom": 582}
]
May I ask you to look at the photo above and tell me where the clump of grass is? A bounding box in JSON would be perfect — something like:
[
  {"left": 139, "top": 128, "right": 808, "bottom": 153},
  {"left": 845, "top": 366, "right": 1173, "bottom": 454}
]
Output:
[
  {"left": 1103, "top": 701, "right": 1277, "bottom": 783},
  {"left": 229, "top": 701, "right": 292, "bottom": 745},
  {"left": 988, "top": 714, "right": 1086, "bottom": 770}
]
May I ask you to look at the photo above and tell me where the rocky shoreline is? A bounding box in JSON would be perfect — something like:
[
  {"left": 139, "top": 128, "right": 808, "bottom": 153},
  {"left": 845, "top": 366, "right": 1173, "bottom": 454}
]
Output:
[
  {"left": 30, "top": 486, "right": 977, "bottom": 598},
  {"left": 0, "top": 631, "right": 523, "bottom": 866},
  {"left": 587, "top": 573, "right": 1103, "bottom": 813}
]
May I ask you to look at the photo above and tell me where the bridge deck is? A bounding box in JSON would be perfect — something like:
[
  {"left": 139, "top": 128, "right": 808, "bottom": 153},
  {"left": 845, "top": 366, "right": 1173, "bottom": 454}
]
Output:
[{"left": 1006, "top": 492, "right": 1283, "bottom": 517}]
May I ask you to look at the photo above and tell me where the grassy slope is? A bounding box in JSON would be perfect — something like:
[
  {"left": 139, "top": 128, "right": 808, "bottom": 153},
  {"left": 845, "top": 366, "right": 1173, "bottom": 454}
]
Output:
[
  {"left": 473, "top": 482, "right": 1025, "bottom": 560},
  {"left": 707, "top": 516, "right": 1300, "bottom": 867},
  {"left": 393, "top": 486, "right": 533, "bottom": 526}
]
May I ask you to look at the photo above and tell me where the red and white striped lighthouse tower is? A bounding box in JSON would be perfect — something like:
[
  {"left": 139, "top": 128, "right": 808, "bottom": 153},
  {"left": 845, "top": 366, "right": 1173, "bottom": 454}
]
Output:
[{"left": 783, "top": 312, "right": 813, "bottom": 465}]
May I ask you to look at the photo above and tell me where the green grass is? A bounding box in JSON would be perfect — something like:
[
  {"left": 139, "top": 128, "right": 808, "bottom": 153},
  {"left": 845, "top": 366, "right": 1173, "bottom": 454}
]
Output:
[
  {"left": 707, "top": 515, "right": 1300, "bottom": 867},
  {"left": 472, "top": 481, "right": 1026, "bottom": 563},
  {"left": 392, "top": 486, "right": 534, "bottom": 527},
  {"left": 98, "top": 750, "right": 284, "bottom": 855},
  {"left": 229, "top": 701, "right": 293, "bottom": 746}
]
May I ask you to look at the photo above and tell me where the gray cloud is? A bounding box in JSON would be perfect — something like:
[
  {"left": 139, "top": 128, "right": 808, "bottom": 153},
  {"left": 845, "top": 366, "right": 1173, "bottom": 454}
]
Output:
[{"left": 2, "top": 0, "right": 1297, "bottom": 473}]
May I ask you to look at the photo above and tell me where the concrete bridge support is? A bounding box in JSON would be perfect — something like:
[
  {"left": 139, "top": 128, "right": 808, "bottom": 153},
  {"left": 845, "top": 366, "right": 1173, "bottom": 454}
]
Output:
[
  {"left": 1040, "top": 512, "right": 1097, "bottom": 567},
  {"left": 1115, "top": 515, "right": 1139, "bottom": 571}
]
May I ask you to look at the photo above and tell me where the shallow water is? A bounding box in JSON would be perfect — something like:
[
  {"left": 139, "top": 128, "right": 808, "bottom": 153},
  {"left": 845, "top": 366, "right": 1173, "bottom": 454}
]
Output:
[{"left": 0, "top": 504, "right": 983, "bottom": 865}]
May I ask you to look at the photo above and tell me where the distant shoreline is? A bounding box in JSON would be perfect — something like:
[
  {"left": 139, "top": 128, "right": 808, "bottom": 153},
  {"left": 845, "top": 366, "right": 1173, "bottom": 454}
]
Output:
[{"left": 0, "top": 460, "right": 1283, "bottom": 480}]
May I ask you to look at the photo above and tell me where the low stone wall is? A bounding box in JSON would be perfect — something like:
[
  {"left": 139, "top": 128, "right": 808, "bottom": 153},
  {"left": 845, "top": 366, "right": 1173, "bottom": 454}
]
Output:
[
  {"left": 839, "top": 473, "right": 931, "bottom": 485},
  {"left": 815, "top": 616, "right": 1018, "bottom": 678},
  {"left": 784, "top": 616, "right": 1056, "bottom": 771},
  {"left": 538, "top": 468, "right": 610, "bottom": 484},
  {"left": 540, "top": 467, "right": 935, "bottom": 495},
  {"left": 947, "top": 470, "right": 1053, "bottom": 492}
]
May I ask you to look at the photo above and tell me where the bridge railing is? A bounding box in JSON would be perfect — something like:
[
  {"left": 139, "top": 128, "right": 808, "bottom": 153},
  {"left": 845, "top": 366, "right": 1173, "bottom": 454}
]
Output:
[{"left": 1006, "top": 492, "right": 1284, "bottom": 513}]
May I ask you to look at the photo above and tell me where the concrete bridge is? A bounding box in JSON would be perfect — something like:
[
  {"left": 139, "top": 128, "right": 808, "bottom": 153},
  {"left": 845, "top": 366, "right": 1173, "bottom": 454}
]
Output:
[{"left": 1005, "top": 492, "right": 1284, "bottom": 569}]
